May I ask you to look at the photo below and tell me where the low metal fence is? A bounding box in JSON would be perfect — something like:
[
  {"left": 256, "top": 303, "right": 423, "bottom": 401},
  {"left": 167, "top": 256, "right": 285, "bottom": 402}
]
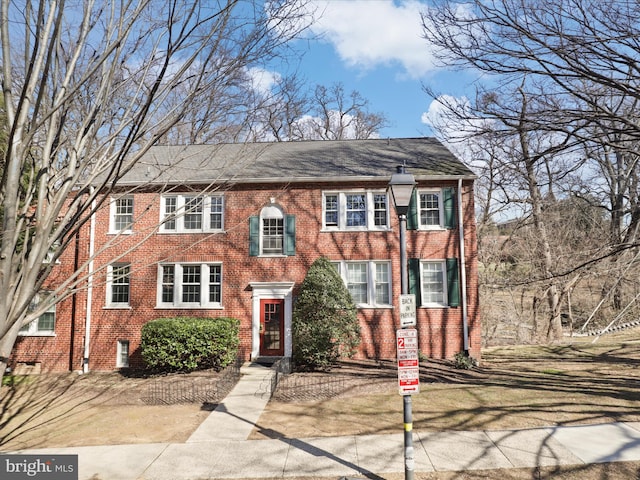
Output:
[{"left": 142, "top": 356, "right": 242, "bottom": 405}]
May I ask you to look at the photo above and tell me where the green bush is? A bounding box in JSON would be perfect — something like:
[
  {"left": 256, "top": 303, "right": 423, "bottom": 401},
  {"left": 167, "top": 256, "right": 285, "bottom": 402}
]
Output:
[
  {"left": 293, "top": 257, "right": 360, "bottom": 371},
  {"left": 453, "top": 351, "right": 477, "bottom": 370},
  {"left": 141, "top": 316, "right": 239, "bottom": 373}
]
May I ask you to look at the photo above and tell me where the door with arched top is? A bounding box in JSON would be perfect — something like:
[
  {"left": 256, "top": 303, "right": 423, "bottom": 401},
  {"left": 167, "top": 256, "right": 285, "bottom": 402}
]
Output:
[{"left": 259, "top": 299, "right": 285, "bottom": 356}]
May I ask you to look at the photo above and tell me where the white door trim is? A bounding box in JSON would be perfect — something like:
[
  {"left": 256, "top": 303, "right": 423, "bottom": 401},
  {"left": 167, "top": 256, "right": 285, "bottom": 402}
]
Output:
[{"left": 249, "top": 282, "right": 294, "bottom": 360}]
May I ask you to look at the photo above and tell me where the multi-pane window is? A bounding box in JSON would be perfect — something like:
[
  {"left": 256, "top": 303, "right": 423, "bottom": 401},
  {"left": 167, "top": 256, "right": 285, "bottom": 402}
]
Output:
[
  {"left": 373, "top": 194, "right": 388, "bottom": 227},
  {"left": 183, "top": 197, "right": 203, "bottom": 230},
  {"left": 346, "top": 194, "right": 366, "bottom": 227},
  {"left": 249, "top": 207, "right": 296, "bottom": 257},
  {"left": 160, "top": 195, "right": 224, "bottom": 233},
  {"left": 108, "top": 263, "right": 130, "bottom": 307},
  {"left": 375, "top": 262, "right": 391, "bottom": 305},
  {"left": 182, "top": 265, "right": 201, "bottom": 303},
  {"left": 324, "top": 194, "right": 339, "bottom": 227},
  {"left": 322, "top": 191, "right": 388, "bottom": 230},
  {"left": 346, "top": 263, "right": 368, "bottom": 303},
  {"left": 419, "top": 192, "right": 441, "bottom": 227},
  {"left": 110, "top": 196, "right": 133, "bottom": 232},
  {"left": 333, "top": 261, "right": 392, "bottom": 307},
  {"left": 19, "top": 293, "right": 55, "bottom": 336},
  {"left": 262, "top": 218, "right": 284, "bottom": 254},
  {"left": 209, "top": 266, "right": 222, "bottom": 303},
  {"left": 161, "top": 265, "right": 175, "bottom": 303},
  {"left": 210, "top": 196, "right": 224, "bottom": 230},
  {"left": 163, "top": 197, "right": 177, "bottom": 230},
  {"left": 158, "top": 263, "right": 222, "bottom": 308},
  {"left": 421, "top": 261, "right": 446, "bottom": 305}
]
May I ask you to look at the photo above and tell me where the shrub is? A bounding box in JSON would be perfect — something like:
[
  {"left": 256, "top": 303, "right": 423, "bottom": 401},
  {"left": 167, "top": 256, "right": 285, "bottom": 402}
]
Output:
[
  {"left": 293, "top": 257, "right": 360, "bottom": 371},
  {"left": 141, "top": 316, "right": 239, "bottom": 373},
  {"left": 453, "top": 351, "right": 477, "bottom": 370}
]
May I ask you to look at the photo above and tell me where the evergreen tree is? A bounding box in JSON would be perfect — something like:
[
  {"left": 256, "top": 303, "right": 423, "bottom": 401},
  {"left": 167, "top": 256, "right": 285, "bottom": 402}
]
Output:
[{"left": 292, "top": 257, "right": 360, "bottom": 371}]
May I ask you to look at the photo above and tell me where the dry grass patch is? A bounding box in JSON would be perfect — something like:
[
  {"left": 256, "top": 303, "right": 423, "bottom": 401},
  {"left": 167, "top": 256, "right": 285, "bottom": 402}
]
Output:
[{"left": 250, "top": 330, "right": 640, "bottom": 439}]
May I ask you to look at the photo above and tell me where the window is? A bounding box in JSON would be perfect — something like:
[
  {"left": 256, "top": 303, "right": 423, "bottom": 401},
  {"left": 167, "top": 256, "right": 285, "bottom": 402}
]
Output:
[
  {"left": 325, "top": 194, "right": 338, "bottom": 227},
  {"left": 419, "top": 191, "right": 441, "bottom": 227},
  {"left": 117, "top": 340, "right": 130, "bottom": 368},
  {"left": 110, "top": 196, "right": 134, "bottom": 233},
  {"left": 249, "top": 205, "right": 295, "bottom": 257},
  {"left": 421, "top": 261, "right": 446, "bottom": 305},
  {"left": 158, "top": 263, "right": 222, "bottom": 308},
  {"left": 107, "top": 263, "right": 130, "bottom": 307},
  {"left": 409, "top": 258, "right": 460, "bottom": 308},
  {"left": 322, "top": 191, "right": 389, "bottom": 230},
  {"left": 19, "top": 293, "right": 56, "bottom": 336},
  {"left": 408, "top": 188, "right": 456, "bottom": 230},
  {"left": 333, "top": 261, "right": 392, "bottom": 307},
  {"left": 160, "top": 194, "right": 224, "bottom": 233},
  {"left": 261, "top": 205, "right": 285, "bottom": 255}
]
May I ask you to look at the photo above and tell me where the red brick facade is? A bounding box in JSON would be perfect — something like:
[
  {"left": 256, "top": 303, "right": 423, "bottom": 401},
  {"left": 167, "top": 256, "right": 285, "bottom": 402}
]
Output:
[{"left": 10, "top": 142, "right": 480, "bottom": 372}]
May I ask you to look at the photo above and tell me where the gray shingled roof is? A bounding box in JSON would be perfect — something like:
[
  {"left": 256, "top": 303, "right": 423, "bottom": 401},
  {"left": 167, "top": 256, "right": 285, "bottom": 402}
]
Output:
[{"left": 119, "top": 137, "right": 475, "bottom": 185}]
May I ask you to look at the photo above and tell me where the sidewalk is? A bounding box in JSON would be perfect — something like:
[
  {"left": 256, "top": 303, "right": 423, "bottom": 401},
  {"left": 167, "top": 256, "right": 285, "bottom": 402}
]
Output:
[{"left": 16, "top": 363, "right": 640, "bottom": 479}]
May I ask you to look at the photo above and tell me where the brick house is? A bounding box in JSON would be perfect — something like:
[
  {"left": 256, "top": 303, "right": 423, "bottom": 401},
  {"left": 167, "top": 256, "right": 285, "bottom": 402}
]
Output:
[{"left": 10, "top": 138, "right": 479, "bottom": 372}]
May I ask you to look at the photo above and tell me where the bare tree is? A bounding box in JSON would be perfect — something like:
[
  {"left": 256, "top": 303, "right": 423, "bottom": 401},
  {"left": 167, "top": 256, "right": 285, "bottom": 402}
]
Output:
[
  {"left": 246, "top": 72, "right": 312, "bottom": 141},
  {"left": 0, "top": 0, "right": 312, "bottom": 374},
  {"left": 422, "top": 0, "right": 640, "bottom": 340},
  {"left": 302, "top": 82, "right": 388, "bottom": 140}
]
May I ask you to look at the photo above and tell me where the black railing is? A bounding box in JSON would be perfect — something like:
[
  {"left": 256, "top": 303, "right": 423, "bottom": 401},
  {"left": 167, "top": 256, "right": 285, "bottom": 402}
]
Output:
[{"left": 142, "top": 355, "right": 242, "bottom": 405}]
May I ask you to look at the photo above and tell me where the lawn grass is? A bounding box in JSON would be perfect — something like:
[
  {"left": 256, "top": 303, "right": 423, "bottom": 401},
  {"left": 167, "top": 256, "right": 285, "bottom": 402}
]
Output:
[{"left": 251, "top": 330, "right": 640, "bottom": 439}]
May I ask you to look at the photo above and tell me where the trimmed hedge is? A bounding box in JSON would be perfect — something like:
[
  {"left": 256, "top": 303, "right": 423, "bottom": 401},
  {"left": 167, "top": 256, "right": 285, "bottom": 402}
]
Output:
[{"left": 141, "top": 316, "right": 239, "bottom": 373}]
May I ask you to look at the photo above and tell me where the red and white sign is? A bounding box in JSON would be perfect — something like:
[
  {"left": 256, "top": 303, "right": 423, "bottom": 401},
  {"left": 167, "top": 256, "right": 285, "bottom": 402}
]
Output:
[{"left": 397, "top": 328, "right": 420, "bottom": 395}]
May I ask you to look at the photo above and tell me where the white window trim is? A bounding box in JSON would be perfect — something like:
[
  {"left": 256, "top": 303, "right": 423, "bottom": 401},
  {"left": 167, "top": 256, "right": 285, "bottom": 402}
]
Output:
[
  {"left": 419, "top": 260, "right": 448, "bottom": 307},
  {"left": 116, "top": 340, "right": 130, "bottom": 368},
  {"left": 106, "top": 263, "right": 131, "bottom": 309},
  {"left": 159, "top": 194, "right": 225, "bottom": 233},
  {"left": 417, "top": 189, "right": 445, "bottom": 230},
  {"left": 19, "top": 293, "right": 56, "bottom": 337},
  {"left": 156, "top": 262, "right": 223, "bottom": 309},
  {"left": 333, "top": 260, "right": 392, "bottom": 308},
  {"left": 108, "top": 196, "right": 134, "bottom": 234},
  {"left": 322, "top": 190, "right": 390, "bottom": 231},
  {"left": 260, "top": 204, "right": 286, "bottom": 257}
]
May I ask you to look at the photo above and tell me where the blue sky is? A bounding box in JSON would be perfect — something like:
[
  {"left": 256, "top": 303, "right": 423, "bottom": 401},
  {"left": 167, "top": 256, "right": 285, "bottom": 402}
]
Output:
[{"left": 277, "top": 0, "right": 479, "bottom": 139}]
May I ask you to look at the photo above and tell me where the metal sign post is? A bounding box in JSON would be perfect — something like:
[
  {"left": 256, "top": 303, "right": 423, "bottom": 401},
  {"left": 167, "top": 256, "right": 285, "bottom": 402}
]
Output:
[
  {"left": 399, "top": 294, "right": 416, "bottom": 328},
  {"left": 397, "top": 328, "right": 420, "bottom": 395},
  {"left": 396, "top": 327, "right": 419, "bottom": 478}
]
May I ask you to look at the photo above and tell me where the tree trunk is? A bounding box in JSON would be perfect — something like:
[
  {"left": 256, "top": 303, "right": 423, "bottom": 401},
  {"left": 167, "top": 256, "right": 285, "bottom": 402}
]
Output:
[{"left": 0, "top": 322, "right": 21, "bottom": 377}]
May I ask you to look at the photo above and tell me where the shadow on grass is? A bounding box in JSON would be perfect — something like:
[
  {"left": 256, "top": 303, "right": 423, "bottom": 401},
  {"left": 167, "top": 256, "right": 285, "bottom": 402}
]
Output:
[{"left": 0, "top": 373, "right": 119, "bottom": 449}]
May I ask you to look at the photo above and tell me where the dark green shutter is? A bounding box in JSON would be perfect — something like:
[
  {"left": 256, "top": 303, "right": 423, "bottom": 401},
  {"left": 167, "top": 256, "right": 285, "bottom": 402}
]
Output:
[
  {"left": 407, "top": 190, "right": 419, "bottom": 230},
  {"left": 284, "top": 215, "right": 296, "bottom": 256},
  {"left": 408, "top": 258, "right": 421, "bottom": 306},
  {"left": 443, "top": 188, "right": 457, "bottom": 229},
  {"left": 249, "top": 216, "right": 259, "bottom": 256},
  {"left": 446, "top": 258, "right": 460, "bottom": 307}
]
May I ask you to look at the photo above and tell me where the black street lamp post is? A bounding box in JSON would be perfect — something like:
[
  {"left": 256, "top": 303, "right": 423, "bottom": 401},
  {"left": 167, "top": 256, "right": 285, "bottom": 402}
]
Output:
[{"left": 388, "top": 165, "right": 417, "bottom": 480}]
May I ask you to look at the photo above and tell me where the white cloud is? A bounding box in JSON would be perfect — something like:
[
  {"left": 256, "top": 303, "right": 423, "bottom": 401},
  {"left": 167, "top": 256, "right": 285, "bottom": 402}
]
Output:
[
  {"left": 306, "top": 1, "right": 437, "bottom": 78},
  {"left": 246, "top": 67, "right": 281, "bottom": 96}
]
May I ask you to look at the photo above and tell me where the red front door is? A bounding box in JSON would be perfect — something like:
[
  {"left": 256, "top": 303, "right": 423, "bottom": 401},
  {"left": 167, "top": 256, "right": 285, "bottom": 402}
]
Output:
[{"left": 260, "top": 299, "right": 285, "bottom": 356}]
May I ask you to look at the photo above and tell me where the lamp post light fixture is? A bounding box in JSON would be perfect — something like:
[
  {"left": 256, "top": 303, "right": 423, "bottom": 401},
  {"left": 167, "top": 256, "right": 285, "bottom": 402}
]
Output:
[{"left": 388, "top": 165, "right": 417, "bottom": 480}]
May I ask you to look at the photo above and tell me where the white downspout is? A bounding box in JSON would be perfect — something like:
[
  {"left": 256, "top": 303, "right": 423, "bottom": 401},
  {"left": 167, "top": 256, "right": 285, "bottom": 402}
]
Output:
[
  {"left": 458, "top": 179, "right": 470, "bottom": 353},
  {"left": 83, "top": 192, "right": 96, "bottom": 374}
]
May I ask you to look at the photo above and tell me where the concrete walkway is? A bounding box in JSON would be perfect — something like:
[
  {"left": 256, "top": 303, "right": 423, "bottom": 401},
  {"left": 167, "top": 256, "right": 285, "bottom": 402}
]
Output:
[{"left": 12, "top": 363, "right": 640, "bottom": 480}]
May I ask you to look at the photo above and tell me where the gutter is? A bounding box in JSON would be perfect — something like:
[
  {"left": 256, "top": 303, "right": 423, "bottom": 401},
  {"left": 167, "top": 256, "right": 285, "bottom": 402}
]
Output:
[
  {"left": 82, "top": 192, "right": 96, "bottom": 374},
  {"left": 111, "top": 174, "right": 477, "bottom": 188},
  {"left": 458, "top": 178, "right": 470, "bottom": 354}
]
